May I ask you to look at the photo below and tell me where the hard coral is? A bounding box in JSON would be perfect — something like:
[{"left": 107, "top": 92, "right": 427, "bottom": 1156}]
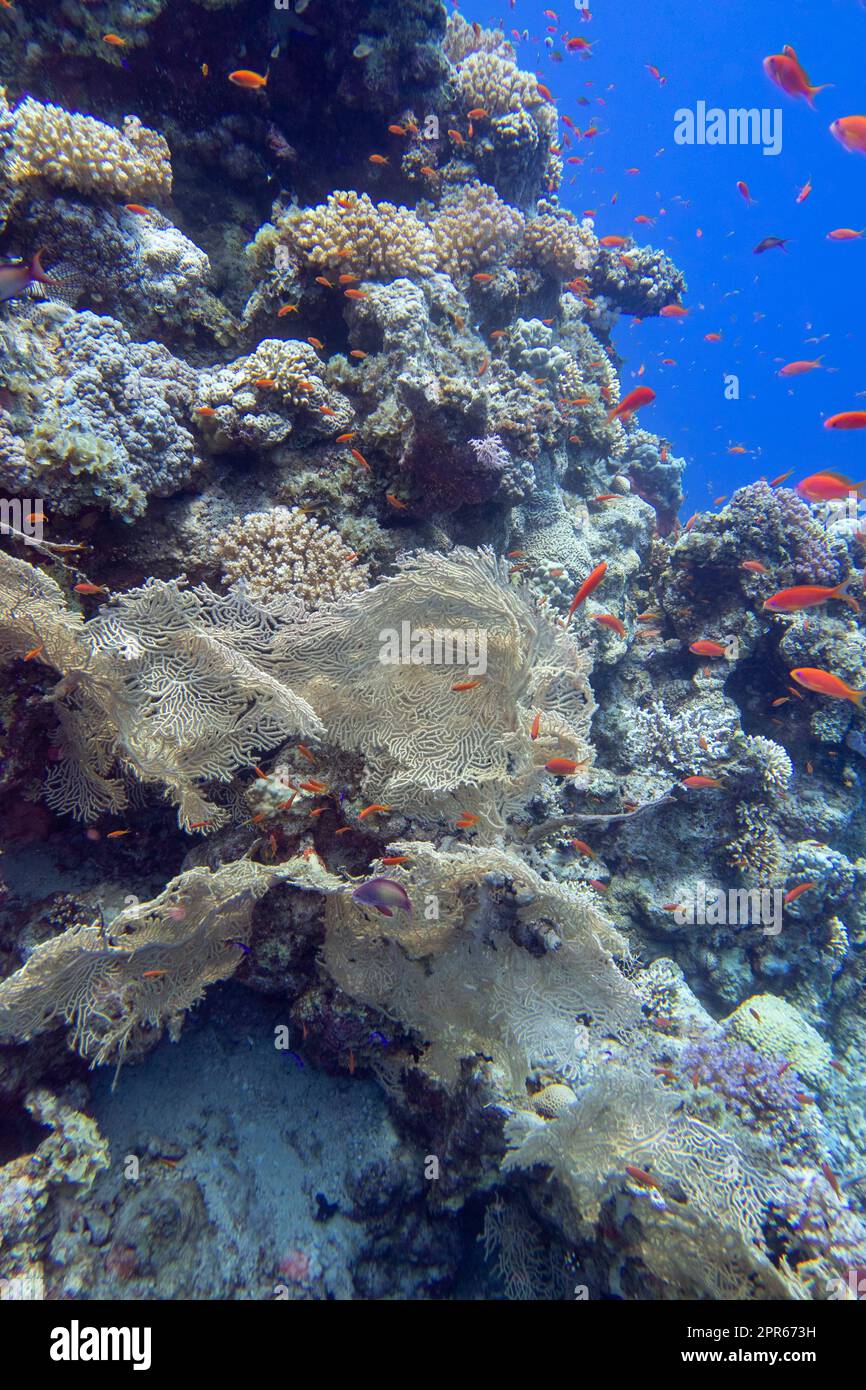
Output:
[{"left": 215, "top": 506, "right": 370, "bottom": 607}]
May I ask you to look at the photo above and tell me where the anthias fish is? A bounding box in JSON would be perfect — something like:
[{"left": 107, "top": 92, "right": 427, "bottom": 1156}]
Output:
[{"left": 351, "top": 877, "right": 412, "bottom": 917}]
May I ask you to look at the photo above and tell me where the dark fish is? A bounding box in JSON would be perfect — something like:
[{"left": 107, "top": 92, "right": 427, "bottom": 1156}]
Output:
[
  {"left": 0, "top": 250, "right": 52, "bottom": 304},
  {"left": 753, "top": 236, "right": 789, "bottom": 254}
]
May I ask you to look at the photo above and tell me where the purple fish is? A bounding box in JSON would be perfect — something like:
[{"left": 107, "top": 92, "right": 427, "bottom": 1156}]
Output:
[
  {"left": 351, "top": 877, "right": 412, "bottom": 918},
  {"left": 0, "top": 250, "right": 53, "bottom": 304}
]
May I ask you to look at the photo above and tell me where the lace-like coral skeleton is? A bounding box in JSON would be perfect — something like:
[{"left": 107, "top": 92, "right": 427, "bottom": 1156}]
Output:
[{"left": 0, "top": 861, "right": 278, "bottom": 1070}]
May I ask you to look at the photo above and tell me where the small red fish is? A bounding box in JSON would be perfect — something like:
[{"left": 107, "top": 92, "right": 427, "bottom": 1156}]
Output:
[
  {"left": 593, "top": 613, "right": 626, "bottom": 638},
  {"left": 681, "top": 776, "right": 723, "bottom": 789},
  {"left": 566, "top": 561, "right": 607, "bottom": 621},
  {"left": 790, "top": 667, "right": 866, "bottom": 705},
  {"left": 608, "top": 386, "right": 655, "bottom": 422},
  {"left": 545, "top": 757, "right": 581, "bottom": 776},
  {"left": 689, "top": 640, "right": 727, "bottom": 658},
  {"left": 824, "top": 412, "right": 866, "bottom": 431},
  {"left": 784, "top": 882, "right": 816, "bottom": 904},
  {"left": 764, "top": 580, "right": 858, "bottom": 614},
  {"left": 229, "top": 69, "right": 268, "bottom": 89}
]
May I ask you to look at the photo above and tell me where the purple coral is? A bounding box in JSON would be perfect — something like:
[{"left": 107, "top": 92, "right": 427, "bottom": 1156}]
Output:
[
  {"left": 731, "top": 482, "right": 839, "bottom": 584},
  {"left": 680, "top": 1033, "right": 806, "bottom": 1125}
]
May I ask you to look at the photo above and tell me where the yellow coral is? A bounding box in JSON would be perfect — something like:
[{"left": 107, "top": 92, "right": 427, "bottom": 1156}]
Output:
[
  {"left": 215, "top": 506, "right": 369, "bottom": 607},
  {"left": 284, "top": 191, "right": 437, "bottom": 279},
  {"left": 11, "top": 97, "right": 172, "bottom": 202},
  {"left": 432, "top": 182, "right": 525, "bottom": 277},
  {"left": 522, "top": 214, "right": 596, "bottom": 280}
]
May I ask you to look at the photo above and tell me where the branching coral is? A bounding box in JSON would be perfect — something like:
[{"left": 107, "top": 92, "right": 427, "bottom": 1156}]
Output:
[
  {"left": 10, "top": 98, "right": 172, "bottom": 202},
  {"left": 215, "top": 506, "right": 369, "bottom": 606},
  {"left": 279, "top": 191, "right": 437, "bottom": 279},
  {"left": 431, "top": 182, "right": 525, "bottom": 277},
  {"left": 522, "top": 213, "right": 596, "bottom": 280}
]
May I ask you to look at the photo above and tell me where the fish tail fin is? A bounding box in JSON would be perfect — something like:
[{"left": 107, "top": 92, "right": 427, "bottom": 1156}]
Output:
[
  {"left": 807, "top": 83, "right": 833, "bottom": 107},
  {"left": 29, "top": 249, "right": 53, "bottom": 285},
  {"left": 853, "top": 688, "right": 866, "bottom": 708},
  {"left": 835, "top": 576, "right": 861, "bottom": 613}
]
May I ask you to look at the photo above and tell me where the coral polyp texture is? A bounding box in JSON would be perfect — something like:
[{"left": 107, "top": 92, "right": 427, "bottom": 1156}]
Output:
[
  {"left": 10, "top": 98, "right": 173, "bottom": 202},
  {"left": 0, "top": 0, "right": 864, "bottom": 1313}
]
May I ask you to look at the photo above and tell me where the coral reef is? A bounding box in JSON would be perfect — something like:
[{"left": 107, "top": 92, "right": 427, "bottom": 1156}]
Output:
[{"left": 0, "top": 0, "right": 864, "bottom": 1310}]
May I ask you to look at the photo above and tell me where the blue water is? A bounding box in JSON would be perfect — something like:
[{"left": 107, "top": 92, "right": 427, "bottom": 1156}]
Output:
[{"left": 461, "top": 0, "right": 866, "bottom": 516}]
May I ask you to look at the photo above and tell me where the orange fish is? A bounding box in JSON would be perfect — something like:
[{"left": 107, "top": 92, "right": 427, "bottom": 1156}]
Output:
[
  {"left": 570, "top": 839, "right": 594, "bottom": 858},
  {"left": 73, "top": 582, "right": 107, "bottom": 596},
  {"left": 625, "top": 1164, "right": 661, "bottom": 1190},
  {"left": 106, "top": 829, "right": 131, "bottom": 838},
  {"left": 778, "top": 358, "right": 822, "bottom": 376},
  {"left": 23, "top": 643, "right": 44, "bottom": 661},
  {"left": 124, "top": 203, "right": 150, "bottom": 216},
  {"left": 368, "top": 154, "right": 389, "bottom": 165},
  {"left": 830, "top": 116, "right": 866, "bottom": 156},
  {"left": 566, "top": 561, "right": 607, "bottom": 620},
  {"left": 344, "top": 288, "right": 368, "bottom": 300},
  {"left": 797, "top": 470, "right": 864, "bottom": 500},
  {"left": 315, "top": 276, "right": 334, "bottom": 289},
  {"left": 769, "top": 469, "right": 795, "bottom": 486},
  {"left": 689, "top": 640, "right": 727, "bottom": 657},
  {"left": 530, "top": 712, "right": 542, "bottom": 740},
  {"left": 790, "top": 667, "right": 866, "bottom": 705},
  {"left": 358, "top": 803, "right": 391, "bottom": 819},
  {"left": 736, "top": 180, "right": 755, "bottom": 206},
  {"left": 681, "top": 776, "right": 723, "bottom": 789},
  {"left": 763, "top": 49, "right": 830, "bottom": 107},
  {"left": 103, "top": 33, "right": 126, "bottom": 47},
  {"left": 350, "top": 447, "right": 370, "bottom": 470},
  {"left": 824, "top": 412, "right": 866, "bottom": 431},
  {"left": 381, "top": 855, "right": 411, "bottom": 866},
  {"left": 828, "top": 227, "right": 865, "bottom": 241},
  {"left": 307, "top": 336, "right": 325, "bottom": 351},
  {"left": 545, "top": 757, "right": 581, "bottom": 775},
  {"left": 704, "top": 332, "right": 722, "bottom": 343},
  {"left": 277, "top": 304, "right": 298, "bottom": 316},
  {"left": 764, "top": 580, "right": 858, "bottom": 614},
  {"left": 740, "top": 560, "right": 770, "bottom": 575},
  {"left": 796, "top": 176, "right": 812, "bottom": 203},
  {"left": 229, "top": 69, "right": 268, "bottom": 89},
  {"left": 451, "top": 679, "right": 482, "bottom": 691},
  {"left": 388, "top": 124, "right": 406, "bottom": 136},
  {"left": 659, "top": 304, "right": 688, "bottom": 318},
  {"left": 598, "top": 235, "right": 628, "bottom": 248},
  {"left": 349, "top": 349, "right": 367, "bottom": 359},
  {"left": 385, "top": 492, "right": 408, "bottom": 510},
  {"left": 608, "top": 386, "right": 655, "bottom": 422},
  {"left": 456, "top": 812, "right": 480, "bottom": 828},
  {"left": 784, "top": 882, "right": 816, "bottom": 904},
  {"left": 593, "top": 613, "right": 626, "bottom": 638}
]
